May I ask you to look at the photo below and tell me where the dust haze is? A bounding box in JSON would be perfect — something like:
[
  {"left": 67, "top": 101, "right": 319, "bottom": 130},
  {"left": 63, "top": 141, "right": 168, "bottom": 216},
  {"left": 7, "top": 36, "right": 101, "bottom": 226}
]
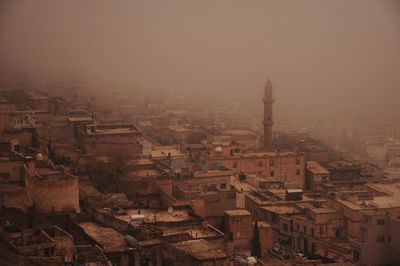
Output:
[{"left": 1, "top": 0, "right": 400, "bottom": 123}]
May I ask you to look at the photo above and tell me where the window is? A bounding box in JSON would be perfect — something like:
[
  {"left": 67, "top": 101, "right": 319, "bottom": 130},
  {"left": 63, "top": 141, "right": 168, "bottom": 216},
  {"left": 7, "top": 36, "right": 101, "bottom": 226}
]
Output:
[
  {"left": 303, "top": 226, "right": 307, "bottom": 234},
  {"left": 377, "top": 235, "right": 385, "bottom": 243},
  {"left": 233, "top": 162, "right": 237, "bottom": 168},
  {"left": 296, "top": 169, "right": 300, "bottom": 175},
  {"left": 270, "top": 159, "right": 275, "bottom": 166},
  {"left": 296, "top": 223, "right": 299, "bottom": 231},
  {"left": 220, "top": 183, "right": 226, "bottom": 189},
  {"left": 282, "top": 223, "right": 289, "bottom": 232},
  {"left": 270, "top": 171, "right": 275, "bottom": 177},
  {"left": 258, "top": 161, "right": 263, "bottom": 167},
  {"left": 207, "top": 184, "right": 217, "bottom": 191},
  {"left": 0, "top": 173, "right": 10, "bottom": 179},
  {"left": 311, "top": 228, "right": 314, "bottom": 236},
  {"left": 296, "top": 159, "right": 300, "bottom": 165},
  {"left": 271, "top": 213, "right": 278, "bottom": 224},
  {"left": 335, "top": 228, "right": 343, "bottom": 238},
  {"left": 388, "top": 236, "right": 391, "bottom": 243},
  {"left": 377, "top": 219, "right": 385, "bottom": 225},
  {"left": 353, "top": 250, "right": 360, "bottom": 262}
]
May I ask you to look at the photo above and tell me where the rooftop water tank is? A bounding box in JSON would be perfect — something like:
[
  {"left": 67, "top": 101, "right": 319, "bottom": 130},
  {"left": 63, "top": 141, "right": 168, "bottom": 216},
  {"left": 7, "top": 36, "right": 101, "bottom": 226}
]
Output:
[{"left": 215, "top": 146, "right": 223, "bottom": 153}]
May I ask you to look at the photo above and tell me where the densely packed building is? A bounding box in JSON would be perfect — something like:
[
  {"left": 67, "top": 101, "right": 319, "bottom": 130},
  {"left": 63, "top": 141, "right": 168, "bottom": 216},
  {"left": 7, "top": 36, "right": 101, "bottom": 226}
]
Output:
[{"left": 0, "top": 75, "right": 399, "bottom": 266}]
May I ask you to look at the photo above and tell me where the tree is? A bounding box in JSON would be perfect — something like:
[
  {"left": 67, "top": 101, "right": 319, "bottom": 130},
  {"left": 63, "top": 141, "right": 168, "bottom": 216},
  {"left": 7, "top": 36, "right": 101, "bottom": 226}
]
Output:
[
  {"left": 25, "top": 188, "right": 49, "bottom": 228},
  {"left": 251, "top": 221, "right": 262, "bottom": 258}
]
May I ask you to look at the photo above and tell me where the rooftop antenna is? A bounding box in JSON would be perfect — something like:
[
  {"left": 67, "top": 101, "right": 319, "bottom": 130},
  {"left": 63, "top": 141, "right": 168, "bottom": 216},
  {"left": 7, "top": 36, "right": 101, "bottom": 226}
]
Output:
[{"left": 26, "top": 105, "right": 35, "bottom": 116}]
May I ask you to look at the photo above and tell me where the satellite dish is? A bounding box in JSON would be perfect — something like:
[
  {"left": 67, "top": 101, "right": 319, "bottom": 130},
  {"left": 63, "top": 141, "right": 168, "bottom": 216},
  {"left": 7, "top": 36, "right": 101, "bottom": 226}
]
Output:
[{"left": 168, "top": 206, "right": 174, "bottom": 214}]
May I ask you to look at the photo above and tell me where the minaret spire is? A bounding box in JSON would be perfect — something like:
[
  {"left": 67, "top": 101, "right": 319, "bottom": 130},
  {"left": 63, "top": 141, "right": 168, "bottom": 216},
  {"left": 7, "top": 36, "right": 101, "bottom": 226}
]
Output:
[{"left": 263, "top": 78, "right": 274, "bottom": 149}]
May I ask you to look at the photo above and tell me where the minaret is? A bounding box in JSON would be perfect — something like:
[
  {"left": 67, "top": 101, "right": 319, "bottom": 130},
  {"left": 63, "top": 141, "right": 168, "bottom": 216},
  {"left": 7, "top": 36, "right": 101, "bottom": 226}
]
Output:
[{"left": 263, "top": 78, "right": 274, "bottom": 149}]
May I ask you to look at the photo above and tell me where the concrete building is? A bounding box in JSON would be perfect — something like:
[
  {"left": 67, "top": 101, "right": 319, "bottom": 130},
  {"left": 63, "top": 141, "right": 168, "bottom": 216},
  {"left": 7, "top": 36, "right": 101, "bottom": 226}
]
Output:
[
  {"left": 224, "top": 210, "right": 252, "bottom": 249},
  {"left": 0, "top": 142, "right": 79, "bottom": 219},
  {"left": 171, "top": 164, "right": 237, "bottom": 226},
  {"left": 206, "top": 142, "right": 305, "bottom": 188},
  {"left": 169, "top": 239, "right": 229, "bottom": 266},
  {"left": 350, "top": 210, "right": 400, "bottom": 266},
  {"left": 206, "top": 128, "right": 259, "bottom": 149},
  {"left": 305, "top": 161, "right": 330, "bottom": 191},
  {"left": 292, "top": 204, "right": 347, "bottom": 257},
  {"left": 3, "top": 226, "right": 73, "bottom": 262},
  {"left": 79, "top": 123, "right": 143, "bottom": 157},
  {"left": 246, "top": 174, "right": 284, "bottom": 191}
]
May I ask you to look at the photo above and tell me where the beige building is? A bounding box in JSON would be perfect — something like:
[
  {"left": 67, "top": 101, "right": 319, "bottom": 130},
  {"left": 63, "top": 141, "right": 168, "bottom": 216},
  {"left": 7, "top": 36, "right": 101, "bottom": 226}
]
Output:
[
  {"left": 206, "top": 142, "right": 305, "bottom": 189},
  {"left": 169, "top": 239, "right": 229, "bottom": 266},
  {"left": 0, "top": 141, "right": 79, "bottom": 218},
  {"left": 351, "top": 210, "right": 400, "bottom": 266},
  {"left": 172, "top": 166, "right": 236, "bottom": 226},
  {"left": 305, "top": 161, "right": 330, "bottom": 191},
  {"left": 79, "top": 124, "right": 143, "bottom": 157},
  {"left": 206, "top": 129, "right": 259, "bottom": 149},
  {"left": 224, "top": 210, "right": 252, "bottom": 249}
]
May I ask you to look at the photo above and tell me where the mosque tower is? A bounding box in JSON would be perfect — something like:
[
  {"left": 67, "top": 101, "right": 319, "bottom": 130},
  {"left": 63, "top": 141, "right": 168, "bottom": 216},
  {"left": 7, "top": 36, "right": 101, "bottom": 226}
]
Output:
[{"left": 263, "top": 79, "right": 274, "bottom": 149}]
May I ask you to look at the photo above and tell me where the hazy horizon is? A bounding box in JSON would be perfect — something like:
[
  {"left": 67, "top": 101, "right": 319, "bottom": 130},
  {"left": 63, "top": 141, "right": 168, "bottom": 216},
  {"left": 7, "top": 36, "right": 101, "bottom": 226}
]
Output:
[{"left": 1, "top": 0, "right": 400, "bottom": 123}]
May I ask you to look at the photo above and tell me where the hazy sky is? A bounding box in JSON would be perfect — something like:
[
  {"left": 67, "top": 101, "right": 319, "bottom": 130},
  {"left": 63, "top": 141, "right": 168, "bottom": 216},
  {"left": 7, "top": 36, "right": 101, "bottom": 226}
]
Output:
[{"left": 1, "top": 0, "right": 400, "bottom": 122}]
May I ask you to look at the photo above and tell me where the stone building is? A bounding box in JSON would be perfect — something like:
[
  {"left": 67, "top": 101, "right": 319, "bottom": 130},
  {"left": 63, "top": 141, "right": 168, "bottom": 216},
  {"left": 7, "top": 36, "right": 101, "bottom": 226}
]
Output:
[
  {"left": 168, "top": 239, "right": 229, "bottom": 266},
  {"left": 305, "top": 161, "right": 330, "bottom": 191},
  {"left": 0, "top": 141, "right": 79, "bottom": 223},
  {"left": 206, "top": 142, "right": 305, "bottom": 189},
  {"left": 79, "top": 123, "right": 143, "bottom": 157},
  {"left": 350, "top": 210, "right": 400, "bottom": 266},
  {"left": 224, "top": 210, "right": 252, "bottom": 249}
]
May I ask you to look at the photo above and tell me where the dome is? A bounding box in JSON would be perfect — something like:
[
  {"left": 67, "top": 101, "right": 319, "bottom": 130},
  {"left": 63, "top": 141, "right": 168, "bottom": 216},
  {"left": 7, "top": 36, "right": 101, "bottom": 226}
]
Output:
[{"left": 214, "top": 147, "right": 223, "bottom": 153}]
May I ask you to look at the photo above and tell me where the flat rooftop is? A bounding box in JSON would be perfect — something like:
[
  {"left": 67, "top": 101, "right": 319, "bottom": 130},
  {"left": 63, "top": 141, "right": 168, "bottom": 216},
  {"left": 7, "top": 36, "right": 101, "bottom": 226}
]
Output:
[
  {"left": 85, "top": 127, "right": 137, "bottom": 135},
  {"left": 357, "top": 196, "right": 400, "bottom": 209},
  {"left": 67, "top": 116, "right": 92, "bottom": 123},
  {"left": 366, "top": 182, "right": 400, "bottom": 200},
  {"left": 309, "top": 207, "right": 338, "bottom": 214},
  {"left": 258, "top": 221, "right": 272, "bottom": 228},
  {"left": 240, "top": 151, "right": 300, "bottom": 158},
  {"left": 262, "top": 205, "right": 301, "bottom": 215},
  {"left": 150, "top": 148, "right": 185, "bottom": 158},
  {"left": 335, "top": 199, "right": 363, "bottom": 211},
  {"left": 123, "top": 158, "right": 154, "bottom": 166},
  {"left": 223, "top": 129, "right": 256, "bottom": 136},
  {"left": 116, "top": 208, "right": 192, "bottom": 224},
  {"left": 171, "top": 239, "right": 227, "bottom": 261},
  {"left": 161, "top": 224, "right": 222, "bottom": 239},
  {"left": 126, "top": 169, "right": 161, "bottom": 178},
  {"left": 224, "top": 209, "right": 251, "bottom": 216},
  {"left": 168, "top": 126, "right": 189, "bottom": 132},
  {"left": 193, "top": 169, "right": 233, "bottom": 178},
  {"left": 307, "top": 161, "right": 329, "bottom": 174},
  {"left": 78, "top": 221, "right": 127, "bottom": 252}
]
